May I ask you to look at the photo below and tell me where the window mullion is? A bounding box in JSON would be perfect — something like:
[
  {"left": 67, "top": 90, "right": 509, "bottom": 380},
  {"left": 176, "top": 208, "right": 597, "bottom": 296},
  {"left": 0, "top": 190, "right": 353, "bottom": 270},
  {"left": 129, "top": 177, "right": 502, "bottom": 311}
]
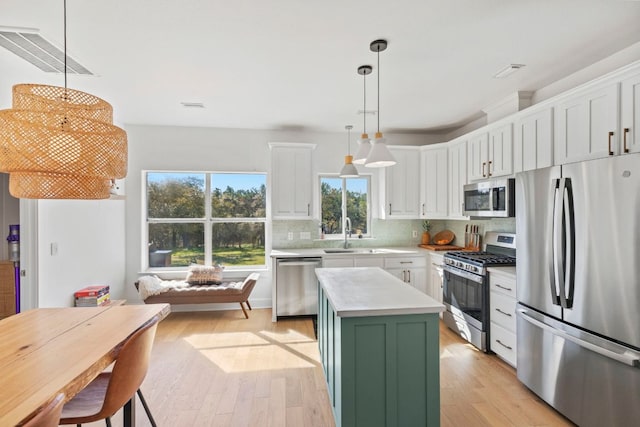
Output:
[
  {"left": 341, "top": 178, "right": 347, "bottom": 235},
  {"left": 204, "top": 173, "right": 212, "bottom": 266}
]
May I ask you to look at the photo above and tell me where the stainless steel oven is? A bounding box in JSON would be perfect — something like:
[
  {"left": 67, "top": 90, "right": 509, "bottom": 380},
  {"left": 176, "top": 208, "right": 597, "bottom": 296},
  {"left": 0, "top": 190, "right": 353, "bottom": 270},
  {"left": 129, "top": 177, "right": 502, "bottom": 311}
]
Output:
[
  {"left": 442, "top": 264, "right": 487, "bottom": 350},
  {"left": 463, "top": 178, "right": 515, "bottom": 217},
  {"left": 442, "top": 232, "right": 516, "bottom": 352}
]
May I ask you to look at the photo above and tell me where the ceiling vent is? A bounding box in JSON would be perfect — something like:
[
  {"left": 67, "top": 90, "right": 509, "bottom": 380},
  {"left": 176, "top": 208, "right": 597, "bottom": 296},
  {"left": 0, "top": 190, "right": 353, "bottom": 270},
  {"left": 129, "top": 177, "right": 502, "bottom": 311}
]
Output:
[{"left": 0, "top": 27, "right": 92, "bottom": 75}]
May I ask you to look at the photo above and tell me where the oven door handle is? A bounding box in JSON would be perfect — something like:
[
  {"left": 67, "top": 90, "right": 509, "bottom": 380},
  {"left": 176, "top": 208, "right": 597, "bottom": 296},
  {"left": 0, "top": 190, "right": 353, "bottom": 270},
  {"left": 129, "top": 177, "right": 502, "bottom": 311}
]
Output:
[{"left": 443, "top": 264, "right": 484, "bottom": 283}]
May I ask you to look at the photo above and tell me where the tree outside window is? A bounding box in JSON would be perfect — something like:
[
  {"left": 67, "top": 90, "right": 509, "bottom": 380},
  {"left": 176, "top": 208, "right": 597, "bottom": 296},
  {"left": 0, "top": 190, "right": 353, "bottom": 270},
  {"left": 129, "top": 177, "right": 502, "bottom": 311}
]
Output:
[
  {"left": 320, "top": 176, "right": 370, "bottom": 237},
  {"left": 146, "top": 172, "right": 266, "bottom": 269}
]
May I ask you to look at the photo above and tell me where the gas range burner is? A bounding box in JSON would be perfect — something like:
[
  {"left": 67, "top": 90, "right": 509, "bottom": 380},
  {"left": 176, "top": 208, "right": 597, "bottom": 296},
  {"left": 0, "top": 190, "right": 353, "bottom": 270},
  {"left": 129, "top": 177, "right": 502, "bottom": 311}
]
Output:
[
  {"left": 444, "top": 250, "right": 515, "bottom": 275},
  {"left": 445, "top": 251, "right": 516, "bottom": 265}
]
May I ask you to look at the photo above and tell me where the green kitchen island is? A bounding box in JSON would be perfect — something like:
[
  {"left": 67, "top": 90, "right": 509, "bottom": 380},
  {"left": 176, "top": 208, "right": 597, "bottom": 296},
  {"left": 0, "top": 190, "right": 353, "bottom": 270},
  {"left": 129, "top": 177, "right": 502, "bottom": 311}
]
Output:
[{"left": 316, "top": 267, "right": 445, "bottom": 427}]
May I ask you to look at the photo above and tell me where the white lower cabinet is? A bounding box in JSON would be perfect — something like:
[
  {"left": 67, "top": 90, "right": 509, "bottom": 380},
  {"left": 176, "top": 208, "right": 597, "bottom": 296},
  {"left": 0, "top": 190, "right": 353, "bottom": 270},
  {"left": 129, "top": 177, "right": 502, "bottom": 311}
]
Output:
[
  {"left": 322, "top": 257, "right": 354, "bottom": 268},
  {"left": 384, "top": 255, "right": 428, "bottom": 294},
  {"left": 354, "top": 256, "right": 384, "bottom": 268},
  {"left": 488, "top": 268, "right": 517, "bottom": 367},
  {"left": 428, "top": 253, "right": 444, "bottom": 305},
  {"left": 321, "top": 253, "right": 428, "bottom": 294}
]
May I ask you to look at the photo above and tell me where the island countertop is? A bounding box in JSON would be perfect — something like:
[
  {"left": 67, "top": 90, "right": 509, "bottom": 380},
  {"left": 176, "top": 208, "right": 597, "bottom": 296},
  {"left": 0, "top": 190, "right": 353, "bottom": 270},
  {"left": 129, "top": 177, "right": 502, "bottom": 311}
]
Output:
[{"left": 316, "top": 267, "right": 445, "bottom": 318}]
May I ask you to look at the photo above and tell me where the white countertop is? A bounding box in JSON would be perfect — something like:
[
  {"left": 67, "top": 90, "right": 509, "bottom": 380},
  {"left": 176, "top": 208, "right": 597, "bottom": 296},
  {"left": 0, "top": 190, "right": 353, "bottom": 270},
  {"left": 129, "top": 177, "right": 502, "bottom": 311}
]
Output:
[
  {"left": 316, "top": 267, "right": 445, "bottom": 318},
  {"left": 271, "top": 246, "right": 430, "bottom": 258}
]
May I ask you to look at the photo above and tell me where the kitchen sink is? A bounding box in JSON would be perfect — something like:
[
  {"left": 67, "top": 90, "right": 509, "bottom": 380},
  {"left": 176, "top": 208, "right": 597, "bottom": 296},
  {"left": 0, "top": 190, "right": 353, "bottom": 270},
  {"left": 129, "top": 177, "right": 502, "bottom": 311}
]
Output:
[{"left": 323, "top": 249, "right": 356, "bottom": 253}]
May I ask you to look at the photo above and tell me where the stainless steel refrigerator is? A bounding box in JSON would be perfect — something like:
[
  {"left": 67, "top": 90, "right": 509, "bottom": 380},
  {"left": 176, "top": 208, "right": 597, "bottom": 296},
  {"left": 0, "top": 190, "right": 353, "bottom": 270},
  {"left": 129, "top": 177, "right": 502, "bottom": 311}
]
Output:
[{"left": 516, "top": 153, "right": 640, "bottom": 427}]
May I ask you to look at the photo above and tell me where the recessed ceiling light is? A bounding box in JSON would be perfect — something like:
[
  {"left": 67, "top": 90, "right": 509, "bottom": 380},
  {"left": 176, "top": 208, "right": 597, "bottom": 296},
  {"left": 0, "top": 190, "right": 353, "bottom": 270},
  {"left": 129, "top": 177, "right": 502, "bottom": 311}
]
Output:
[
  {"left": 493, "top": 64, "right": 525, "bottom": 79},
  {"left": 180, "top": 102, "right": 205, "bottom": 108}
]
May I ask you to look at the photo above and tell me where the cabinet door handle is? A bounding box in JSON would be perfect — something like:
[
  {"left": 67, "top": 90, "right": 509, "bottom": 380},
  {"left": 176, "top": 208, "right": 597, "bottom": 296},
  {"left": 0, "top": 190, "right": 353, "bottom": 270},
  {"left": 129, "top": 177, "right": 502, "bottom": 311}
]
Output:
[
  {"left": 422, "top": 203, "right": 425, "bottom": 216},
  {"left": 495, "top": 284, "right": 513, "bottom": 292},
  {"left": 496, "top": 339, "right": 513, "bottom": 350},
  {"left": 495, "top": 308, "right": 512, "bottom": 317},
  {"left": 488, "top": 160, "right": 492, "bottom": 177},
  {"left": 407, "top": 270, "right": 411, "bottom": 283},
  {"left": 608, "top": 131, "right": 614, "bottom": 156},
  {"left": 400, "top": 261, "right": 413, "bottom": 264},
  {"left": 402, "top": 270, "right": 406, "bottom": 282},
  {"left": 623, "top": 128, "right": 630, "bottom": 153},
  {"left": 389, "top": 204, "right": 392, "bottom": 215},
  {"left": 482, "top": 162, "right": 487, "bottom": 177},
  {"left": 307, "top": 203, "right": 310, "bottom": 216}
]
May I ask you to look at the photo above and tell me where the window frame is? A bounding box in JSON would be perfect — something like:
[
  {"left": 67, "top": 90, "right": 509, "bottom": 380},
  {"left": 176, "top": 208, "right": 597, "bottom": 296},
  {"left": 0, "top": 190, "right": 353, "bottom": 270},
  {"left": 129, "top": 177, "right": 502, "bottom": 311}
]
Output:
[
  {"left": 318, "top": 173, "right": 372, "bottom": 239},
  {"left": 144, "top": 170, "right": 267, "bottom": 271}
]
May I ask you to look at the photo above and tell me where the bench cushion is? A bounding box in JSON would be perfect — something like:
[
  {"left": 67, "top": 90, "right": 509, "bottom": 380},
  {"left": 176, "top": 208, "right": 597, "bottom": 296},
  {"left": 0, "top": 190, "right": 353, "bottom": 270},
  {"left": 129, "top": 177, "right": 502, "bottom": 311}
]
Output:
[{"left": 136, "top": 273, "right": 259, "bottom": 306}]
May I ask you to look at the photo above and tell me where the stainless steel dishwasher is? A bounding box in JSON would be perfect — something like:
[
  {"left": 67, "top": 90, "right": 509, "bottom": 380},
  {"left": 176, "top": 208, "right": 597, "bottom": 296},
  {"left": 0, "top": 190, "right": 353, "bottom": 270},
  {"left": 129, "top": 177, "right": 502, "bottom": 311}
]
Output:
[{"left": 276, "top": 257, "right": 322, "bottom": 316}]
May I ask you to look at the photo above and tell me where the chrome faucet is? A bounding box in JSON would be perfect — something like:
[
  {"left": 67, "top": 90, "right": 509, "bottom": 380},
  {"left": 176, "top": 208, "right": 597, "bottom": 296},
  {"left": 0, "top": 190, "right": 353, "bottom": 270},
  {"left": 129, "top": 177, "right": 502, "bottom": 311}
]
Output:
[{"left": 343, "top": 217, "right": 352, "bottom": 249}]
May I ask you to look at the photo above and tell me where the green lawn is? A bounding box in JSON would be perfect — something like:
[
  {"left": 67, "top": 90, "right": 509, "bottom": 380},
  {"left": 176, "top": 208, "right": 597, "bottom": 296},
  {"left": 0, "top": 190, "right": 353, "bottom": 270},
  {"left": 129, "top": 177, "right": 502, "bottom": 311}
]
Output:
[{"left": 170, "top": 246, "right": 265, "bottom": 266}]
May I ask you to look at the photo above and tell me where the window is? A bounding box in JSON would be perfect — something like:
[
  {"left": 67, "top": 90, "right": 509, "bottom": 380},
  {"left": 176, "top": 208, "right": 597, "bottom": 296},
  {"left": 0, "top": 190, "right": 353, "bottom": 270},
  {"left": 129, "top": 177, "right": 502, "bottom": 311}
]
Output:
[
  {"left": 146, "top": 172, "right": 266, "bottom": 269},
  {"left": 320, "top": 175, "right": 370, "bottom": 237}
]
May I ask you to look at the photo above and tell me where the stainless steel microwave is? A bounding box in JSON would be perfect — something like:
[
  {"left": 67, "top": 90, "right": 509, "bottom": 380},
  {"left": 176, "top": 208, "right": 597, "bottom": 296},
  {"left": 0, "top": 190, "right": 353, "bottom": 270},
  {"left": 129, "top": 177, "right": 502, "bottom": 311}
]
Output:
[{"left": 463, "top": 178, "right": 515, "bottom": 217}]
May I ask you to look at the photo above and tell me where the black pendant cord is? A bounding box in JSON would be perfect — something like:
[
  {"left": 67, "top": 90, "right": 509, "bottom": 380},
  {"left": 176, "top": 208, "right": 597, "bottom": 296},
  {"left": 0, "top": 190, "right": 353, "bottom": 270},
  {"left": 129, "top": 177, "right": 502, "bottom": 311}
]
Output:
[
  {"left": 363, "top": 71, "right": 366, "bottom": 134},
  {"left": 63, "top": 0, "right": 67, "bottom": 91},
  {"left": 376, "top": 48, "right": 380, "bottom": 134}
]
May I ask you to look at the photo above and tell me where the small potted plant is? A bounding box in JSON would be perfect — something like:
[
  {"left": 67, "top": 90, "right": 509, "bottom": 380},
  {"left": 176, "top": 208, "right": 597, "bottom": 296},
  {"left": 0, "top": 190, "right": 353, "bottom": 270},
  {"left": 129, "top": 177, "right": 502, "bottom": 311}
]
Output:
[{"left": 421, "top": 220, "right": 431, "bottom": 245}]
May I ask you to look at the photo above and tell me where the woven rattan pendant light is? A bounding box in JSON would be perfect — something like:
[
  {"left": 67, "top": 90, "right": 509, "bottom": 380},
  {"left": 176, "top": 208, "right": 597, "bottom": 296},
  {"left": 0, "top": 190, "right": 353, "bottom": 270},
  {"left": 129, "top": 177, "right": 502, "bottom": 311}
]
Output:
[{"left": 0, "top": 0, "right": 127, "bottom": 199}]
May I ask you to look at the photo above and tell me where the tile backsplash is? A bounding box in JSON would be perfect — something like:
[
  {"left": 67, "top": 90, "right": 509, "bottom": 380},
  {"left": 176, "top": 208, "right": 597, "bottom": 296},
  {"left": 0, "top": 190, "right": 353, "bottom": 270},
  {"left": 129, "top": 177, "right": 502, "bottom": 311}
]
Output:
[
  {"left": 444, "top": 218, "right": 516, "bottom": 248},
  {"left": 272, "top": 217, "right": 515, "bottom": 249}
]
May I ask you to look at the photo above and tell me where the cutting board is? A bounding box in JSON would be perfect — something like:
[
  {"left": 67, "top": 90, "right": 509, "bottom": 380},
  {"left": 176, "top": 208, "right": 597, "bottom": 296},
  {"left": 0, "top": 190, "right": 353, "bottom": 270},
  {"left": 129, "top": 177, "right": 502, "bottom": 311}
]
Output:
[{"left": 419, "top": 244, "right": 464, "bottom": 251}]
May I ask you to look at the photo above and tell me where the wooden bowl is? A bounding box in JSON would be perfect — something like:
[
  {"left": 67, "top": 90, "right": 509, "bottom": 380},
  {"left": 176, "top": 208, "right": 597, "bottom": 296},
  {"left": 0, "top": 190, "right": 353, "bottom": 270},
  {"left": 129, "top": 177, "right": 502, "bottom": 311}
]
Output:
[{"left": 432, "top": 230, "right": 455, "bottom": 245}]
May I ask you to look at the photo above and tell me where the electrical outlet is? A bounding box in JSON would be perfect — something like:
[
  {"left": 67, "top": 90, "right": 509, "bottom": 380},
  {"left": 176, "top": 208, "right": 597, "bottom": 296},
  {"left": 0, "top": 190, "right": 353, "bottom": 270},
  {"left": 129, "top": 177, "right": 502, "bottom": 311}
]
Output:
[
  {"left": 50, "top": 242, "right": 58, "bottom": 256},
  {"left": 287, "top": 232, "right": 294, "bottom": 240},
  {"left": 412, "top": 230, "right": 418, "bottom": 238},
  {"left": 300, "top": 231, "right": 311, "bottom": 240}
]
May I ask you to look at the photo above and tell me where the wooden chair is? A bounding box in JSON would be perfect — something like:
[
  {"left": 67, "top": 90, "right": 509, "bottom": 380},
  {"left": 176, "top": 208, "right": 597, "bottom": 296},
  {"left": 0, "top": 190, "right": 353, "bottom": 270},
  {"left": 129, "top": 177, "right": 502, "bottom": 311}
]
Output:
[
  {"left": 21, "top": 393, "right": 65, "bottom": 427},
  {"left": 59, "top": 317, "right": 160, "bottom": 427}
]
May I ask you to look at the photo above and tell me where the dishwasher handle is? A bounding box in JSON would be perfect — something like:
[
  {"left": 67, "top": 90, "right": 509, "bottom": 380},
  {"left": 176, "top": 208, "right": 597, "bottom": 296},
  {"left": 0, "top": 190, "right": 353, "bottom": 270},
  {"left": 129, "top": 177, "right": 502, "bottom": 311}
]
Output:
[{"left": 277, "top": 258, "right": 322, "bottom": 267}]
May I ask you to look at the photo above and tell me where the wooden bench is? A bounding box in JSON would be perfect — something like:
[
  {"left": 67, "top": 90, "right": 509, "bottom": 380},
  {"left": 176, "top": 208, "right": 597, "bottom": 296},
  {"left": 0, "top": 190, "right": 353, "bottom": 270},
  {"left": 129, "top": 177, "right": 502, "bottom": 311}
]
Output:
[{"left": 135, "top": 273, "right": 259, "bottom": 318}]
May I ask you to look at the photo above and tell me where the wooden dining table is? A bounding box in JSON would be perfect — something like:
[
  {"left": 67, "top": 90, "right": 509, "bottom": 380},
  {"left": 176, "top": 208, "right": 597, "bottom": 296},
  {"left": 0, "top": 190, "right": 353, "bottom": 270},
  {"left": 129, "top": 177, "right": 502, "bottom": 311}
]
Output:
[{"left": 0, "top": 303, "right": 170, "bottom": 426}]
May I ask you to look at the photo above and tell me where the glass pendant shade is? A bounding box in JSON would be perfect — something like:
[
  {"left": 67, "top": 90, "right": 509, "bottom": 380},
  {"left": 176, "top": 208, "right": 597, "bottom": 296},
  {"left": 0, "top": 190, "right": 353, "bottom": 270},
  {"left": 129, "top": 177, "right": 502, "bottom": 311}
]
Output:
[
  {"left": 364, "top": 132, "right": 396, "bottom": 168},
  {"left": 339, "top": 155, "right": 359, "bottom": 178},
  {"left": 353, "top": 134, "right": 371, "bottom": 164}
]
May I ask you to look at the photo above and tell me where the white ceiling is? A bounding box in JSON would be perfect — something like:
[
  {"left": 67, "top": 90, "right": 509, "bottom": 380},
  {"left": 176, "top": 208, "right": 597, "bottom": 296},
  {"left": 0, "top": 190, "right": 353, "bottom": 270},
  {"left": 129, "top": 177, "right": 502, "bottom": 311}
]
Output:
[{"left": 1, "top": 0, "right": 640, "bottom": 134}]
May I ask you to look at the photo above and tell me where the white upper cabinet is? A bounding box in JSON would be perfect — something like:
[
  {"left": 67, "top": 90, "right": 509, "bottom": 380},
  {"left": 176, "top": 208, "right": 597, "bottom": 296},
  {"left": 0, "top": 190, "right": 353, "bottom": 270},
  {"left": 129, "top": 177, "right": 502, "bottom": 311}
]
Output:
[
  {"left": 269, "top": 143, "right": 315, "bottom": 219},
  {"left": 419, "top": 145, "right": 448, "bottom": 219},
  {"left": 554, "top": 83, "right": 619, "bottom": 164},
  {"left": 468, "top": 132, "right": 488, "bottom": 181},
  {"left": 621, "top": 71, "right": 640, "bottom": 155},
  {"left": 514, "top": 108, "right": 554, "bottom": 173},
  {"left": 447, "top": 139, "right": 468, "bottom": 219},
  {"left": 467, "top": 123, "right": 513, "bottom": 181},
  {"left": 488, "top": 123, "right": 514, "bottom": 178},
  {"left": 381, "top": 147, "right": 421, "bottom": 219}
]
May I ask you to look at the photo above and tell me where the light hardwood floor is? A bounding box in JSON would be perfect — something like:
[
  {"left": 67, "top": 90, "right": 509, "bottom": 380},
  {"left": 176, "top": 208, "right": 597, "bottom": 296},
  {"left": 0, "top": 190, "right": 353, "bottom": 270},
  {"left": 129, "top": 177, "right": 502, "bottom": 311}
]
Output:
[{"left": 86, "top": 308, "right": 573, "bottom": 426}]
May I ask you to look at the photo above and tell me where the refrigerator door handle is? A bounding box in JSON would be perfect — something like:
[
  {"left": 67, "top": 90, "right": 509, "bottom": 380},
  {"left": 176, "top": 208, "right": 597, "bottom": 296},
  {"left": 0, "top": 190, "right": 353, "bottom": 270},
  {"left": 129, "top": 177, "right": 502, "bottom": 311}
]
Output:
[
  {"left": 518, "top": 308, "right": 640, "bottom": 368},
  {"left": 549, "top": 179, "right": 563, "bottom": 306},
  {"left": 560, "top": 178, "right": 576, "bottom": 309}
]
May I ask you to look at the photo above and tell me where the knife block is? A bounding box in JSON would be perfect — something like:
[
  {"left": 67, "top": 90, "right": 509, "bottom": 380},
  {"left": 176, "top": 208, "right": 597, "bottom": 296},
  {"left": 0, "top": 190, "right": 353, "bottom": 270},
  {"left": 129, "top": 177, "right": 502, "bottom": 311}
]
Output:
[{"left": 464, "top": 233, "right": 481, "bottom": 251}]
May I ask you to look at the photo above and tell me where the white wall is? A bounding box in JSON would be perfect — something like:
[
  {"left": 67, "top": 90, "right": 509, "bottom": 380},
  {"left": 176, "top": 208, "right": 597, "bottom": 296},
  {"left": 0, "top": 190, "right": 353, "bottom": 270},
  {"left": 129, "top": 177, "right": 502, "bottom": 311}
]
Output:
[
  {"left": 36, "top": 199, "right": 125, "bottom": 307},
  {"left": 124, "top": 124, "right": 431, "bottom": 309}
]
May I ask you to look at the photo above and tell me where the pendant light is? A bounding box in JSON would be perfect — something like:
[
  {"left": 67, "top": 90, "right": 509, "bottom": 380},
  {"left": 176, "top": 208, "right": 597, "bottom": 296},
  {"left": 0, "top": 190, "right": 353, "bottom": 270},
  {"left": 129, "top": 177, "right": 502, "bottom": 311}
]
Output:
[
  {"left": 365, "top": 39, "right": 396, "bottom": 168},
  {"left": 339, "top": 125, "right": 359, "bottom": 178},
  {"left": 353, "top": 65, "right": 372, "bottom": 165},
  {"left": 0, "top": 0, "right": 127, "bottom": 199}
]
